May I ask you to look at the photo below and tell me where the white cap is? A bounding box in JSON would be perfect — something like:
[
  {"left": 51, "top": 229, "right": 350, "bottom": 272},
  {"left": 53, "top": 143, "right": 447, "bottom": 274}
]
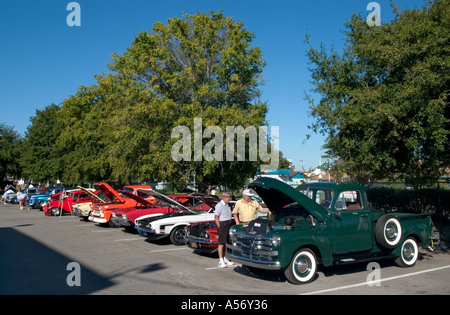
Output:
[{"left": 242, "top": 189, "right": 254, "bottom": 197}]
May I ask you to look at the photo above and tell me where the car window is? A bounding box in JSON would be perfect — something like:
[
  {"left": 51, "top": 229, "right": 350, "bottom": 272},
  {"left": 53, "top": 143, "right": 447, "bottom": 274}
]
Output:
[
  {"left": 336, "top": 191, "right": 362, "bottom": 210},
  {"left": 298, "top": 187, "right": 334, "bottom": 209}
]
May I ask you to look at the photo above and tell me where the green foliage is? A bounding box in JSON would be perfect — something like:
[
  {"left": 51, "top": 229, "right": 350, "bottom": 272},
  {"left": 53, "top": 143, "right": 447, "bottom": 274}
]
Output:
[
  {"left": 306, "top": 0, "right": 450, "bottom": 186},
  {"left": 22, "top": 11, "right": 268, "bottom": 190},
  {"left": 20, "top": 104, "right": 62, "bottom": 182},
  {"left": 366, "top": 186, "right": 449, "bottom": 214},
  {"left": 0, "top": 124, "right": 22, "bottom": 182}
]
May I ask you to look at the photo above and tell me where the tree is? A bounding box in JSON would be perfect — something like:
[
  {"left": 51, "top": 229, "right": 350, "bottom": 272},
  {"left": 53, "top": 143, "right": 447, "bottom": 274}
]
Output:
[
  {"left": 25, "top": 11, "right": 269, "bottom": 190},
  {"left": 306, "top": 0, "right": 449, "bottom": 186},
  {"left": 20, "top": 104, "right": 62, "bottom": 183},
  {"left": 107, "top": 11, "right": 268, "bottom": 190},
  {"left": 0, "top": 124, "right": 22, "bottom": 183}
]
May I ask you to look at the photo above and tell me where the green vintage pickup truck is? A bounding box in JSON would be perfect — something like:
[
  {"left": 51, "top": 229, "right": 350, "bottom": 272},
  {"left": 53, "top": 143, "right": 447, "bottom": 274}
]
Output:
[{"left": 227, "top": 177, "right": 438, "bottom": 284}]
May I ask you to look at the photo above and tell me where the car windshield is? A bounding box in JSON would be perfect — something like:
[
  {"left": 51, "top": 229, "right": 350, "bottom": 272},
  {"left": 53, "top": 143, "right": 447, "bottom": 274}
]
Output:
[
  {"left": 185, "top": 201, "right": 212, "bottom": 214},
  {"left": 297, "top": 187, "right": 334, "bottom": 209},
  {"left": 96, "top": 191, "right": 112, "bottom": 202}
]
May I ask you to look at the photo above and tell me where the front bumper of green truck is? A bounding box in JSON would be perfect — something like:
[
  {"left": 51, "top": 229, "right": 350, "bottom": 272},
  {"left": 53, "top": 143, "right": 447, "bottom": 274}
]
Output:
[{"left": 226, "top": 232, "right": 281, "bottom": 270}]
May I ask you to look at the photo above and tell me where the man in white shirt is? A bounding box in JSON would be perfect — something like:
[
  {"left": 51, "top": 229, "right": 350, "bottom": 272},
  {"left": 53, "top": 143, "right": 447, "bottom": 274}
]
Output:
[{"left": 214, "top": 192, "right": 234, "bottom": 268}]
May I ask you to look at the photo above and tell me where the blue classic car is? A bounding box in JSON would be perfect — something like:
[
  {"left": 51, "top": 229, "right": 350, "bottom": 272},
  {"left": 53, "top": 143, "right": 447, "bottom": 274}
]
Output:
[{"left": 26, "top": 187, "right": 66, "bottom": 209}]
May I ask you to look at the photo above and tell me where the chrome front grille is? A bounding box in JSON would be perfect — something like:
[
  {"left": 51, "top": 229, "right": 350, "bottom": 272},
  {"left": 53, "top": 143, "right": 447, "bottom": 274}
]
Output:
[{"left": 235, "top": 235, "right": 273, "bottom": 253}]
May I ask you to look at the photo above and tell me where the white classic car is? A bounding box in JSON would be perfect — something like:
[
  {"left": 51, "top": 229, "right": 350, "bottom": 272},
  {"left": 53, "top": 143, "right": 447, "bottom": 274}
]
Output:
[{"left": 134, "top": 192, "right": 219, "bottom": 245}]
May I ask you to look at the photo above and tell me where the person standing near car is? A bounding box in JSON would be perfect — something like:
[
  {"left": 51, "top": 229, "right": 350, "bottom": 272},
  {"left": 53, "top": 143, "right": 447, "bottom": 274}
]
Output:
[
  {"left": 232, "top": 189, "right": 268, "bottom": 225},
  {"left": 214, "top": 192, "right": 234, "bottom": 268},
  {"left": 17, "top": 190, "right": 26, "bottom": 210}
]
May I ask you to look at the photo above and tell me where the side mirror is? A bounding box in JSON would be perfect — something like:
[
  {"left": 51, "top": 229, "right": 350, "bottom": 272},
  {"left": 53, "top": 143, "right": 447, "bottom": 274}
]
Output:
[{"left": 335, "top": 209, "right": 342, "bottom": 219}]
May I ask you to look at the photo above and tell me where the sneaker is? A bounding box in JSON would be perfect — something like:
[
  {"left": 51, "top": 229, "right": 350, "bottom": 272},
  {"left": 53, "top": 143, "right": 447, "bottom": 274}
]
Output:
[
  {"left": 218, "top": 260, "right": 227, "bottom": 268},
  {"left": 224, "top": 257, "right": 234, "bottom": 266}
]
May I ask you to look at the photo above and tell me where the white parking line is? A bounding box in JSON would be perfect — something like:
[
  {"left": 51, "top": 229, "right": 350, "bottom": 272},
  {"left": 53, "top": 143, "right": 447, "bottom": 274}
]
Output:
[
  {"left": 149, "top": 248, "right": 191, "bottom": 253},
  {"left": 205, "top": 263, "right": 242, "bottom": 270},
  {"left": 205, "top": 266, "right": 222, "bottom": 270},
  {"left": 114, "top": 238, "right": 143, "bottom": 242},
  {"left": 301, "top": 264, "right": 450, "bottom": 295}
]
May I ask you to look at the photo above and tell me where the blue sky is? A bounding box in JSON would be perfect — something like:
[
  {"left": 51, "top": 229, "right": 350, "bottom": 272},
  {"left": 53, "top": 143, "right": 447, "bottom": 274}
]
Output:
[{"left": 0, "top": 0, "right": 427, "bottom": 171}]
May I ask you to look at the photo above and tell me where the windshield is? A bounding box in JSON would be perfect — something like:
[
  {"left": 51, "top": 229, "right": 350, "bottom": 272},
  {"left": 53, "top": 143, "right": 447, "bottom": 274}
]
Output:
[
  {"left": 297, "top": 187, "right": 334, "bottom": 209},
  {"left": 183, "top": 201, "right": 213, "bottom": 214},
  {"left": 96, "top": 191, "right": 112, "bottom": 202}
]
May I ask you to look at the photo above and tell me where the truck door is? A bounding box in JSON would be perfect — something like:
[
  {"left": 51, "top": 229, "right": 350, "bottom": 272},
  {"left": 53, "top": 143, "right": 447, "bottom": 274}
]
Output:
[{"left": 333, "top": 190, "right": 372, "bottom": 254}]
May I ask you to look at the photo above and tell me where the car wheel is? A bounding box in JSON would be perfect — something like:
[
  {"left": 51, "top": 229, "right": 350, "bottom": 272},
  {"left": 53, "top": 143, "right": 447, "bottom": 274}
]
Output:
[
  {"left": 50, "top": 207, "right": 61, "bottom": 216},
  {"left": 33, "top": 200, "right": 41, "bottom": 209},
  {"left": 375, "top": 214, "right": 402, "bottom": 249},
  {"left": 170, "top": 225, "right": 187, "bottom": 245},
  {"left": 284, "top": 248, "right": 317, "bottom": 285},
  {"left": 395, "top": 237, "right": 418, "bottom": 267}
]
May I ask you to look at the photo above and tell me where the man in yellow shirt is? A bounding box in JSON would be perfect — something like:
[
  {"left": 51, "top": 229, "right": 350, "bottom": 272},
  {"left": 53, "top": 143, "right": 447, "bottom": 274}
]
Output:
[{"left": 232, "top": 189, "right": 268, "bottom": 225}]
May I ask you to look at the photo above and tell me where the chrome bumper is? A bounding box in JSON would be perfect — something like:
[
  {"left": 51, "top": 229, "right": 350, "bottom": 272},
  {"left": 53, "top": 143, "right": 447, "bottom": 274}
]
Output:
[{"left": 226, "top": 243, "right": 281, "bottom": 270}]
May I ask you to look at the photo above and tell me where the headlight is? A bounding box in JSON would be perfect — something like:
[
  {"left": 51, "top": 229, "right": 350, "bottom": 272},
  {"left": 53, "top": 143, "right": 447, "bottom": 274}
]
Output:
[
  {"left": 200, "top": 231, "right": 210, "bottom": 239},
  {"left": 229, "top": 227, "right": 237, "bottom": 237},
  {"left": 271, "top": 235, "right": 281, "bottom": 247}
]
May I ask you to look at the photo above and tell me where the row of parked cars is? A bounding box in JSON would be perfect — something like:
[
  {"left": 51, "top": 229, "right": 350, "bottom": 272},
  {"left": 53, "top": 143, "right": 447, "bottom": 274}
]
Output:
[
  {"left": 18, "top": 178, "right": 439, "bottom": 285},
  {"left": 23, "top": 183, "right": 227, "bottom": 252}
]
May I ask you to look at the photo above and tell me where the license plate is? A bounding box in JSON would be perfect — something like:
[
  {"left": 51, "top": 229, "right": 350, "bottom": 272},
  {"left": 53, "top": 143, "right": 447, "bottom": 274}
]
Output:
[{"left": 190, "top": 242, "right": 198, "bottom": 248}]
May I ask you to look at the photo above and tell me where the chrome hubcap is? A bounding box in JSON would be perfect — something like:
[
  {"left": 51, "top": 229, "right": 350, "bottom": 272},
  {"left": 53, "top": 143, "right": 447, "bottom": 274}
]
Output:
[
  {"left": 295, "top": 257, "right": 310, "bottom": 275},
  {"left": 386, "top": 224, "right": 398, "bottom": 240}
]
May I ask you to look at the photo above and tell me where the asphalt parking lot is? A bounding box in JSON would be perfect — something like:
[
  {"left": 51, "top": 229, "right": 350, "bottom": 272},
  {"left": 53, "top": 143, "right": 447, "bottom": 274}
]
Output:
[{"left": 1, "top": 203, "right": 449, "bottom": 296}]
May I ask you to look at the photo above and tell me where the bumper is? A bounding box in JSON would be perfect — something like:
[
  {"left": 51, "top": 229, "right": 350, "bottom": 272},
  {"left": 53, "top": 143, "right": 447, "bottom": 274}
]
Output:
[
  {"left": 92, "top": 217, "right": 107, "bottom": 223},
  {"left": 187, "top": 237, "right": 218, "bottom": 253},
  {"left": 135, "top": 226, "right": 167, "bottom": 240},
  {"left": 226, "top": 243, "right": 281, "bottom": 270},
  {"left": 114, "top": 217, "right": 132, "bottom": 227}
]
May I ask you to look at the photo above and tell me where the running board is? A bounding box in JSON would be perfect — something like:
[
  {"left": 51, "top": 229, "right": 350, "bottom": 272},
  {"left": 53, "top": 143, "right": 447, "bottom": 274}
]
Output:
[{"left": 334, "top": 252, "right": 397, "bottom": 265}]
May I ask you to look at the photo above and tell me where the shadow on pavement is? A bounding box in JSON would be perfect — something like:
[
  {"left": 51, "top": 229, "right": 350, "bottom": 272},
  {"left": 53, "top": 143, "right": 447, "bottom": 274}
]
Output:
[{"left": 0, "top": 227, "right": 115, "bottom": 295}]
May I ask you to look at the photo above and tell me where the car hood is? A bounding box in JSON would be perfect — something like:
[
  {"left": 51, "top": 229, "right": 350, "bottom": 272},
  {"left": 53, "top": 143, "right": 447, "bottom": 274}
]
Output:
[
  {"left": 190, "top": 193, "right": 219, "bottom": 209},
  {"left": 138, "top": 211, "right": 215, "bottom": 226},
  {"left": 248, "top": 177, "right": 328, "bottom": 222},
  {"left": 76, "top": 186, "right": 106, "bottom": 204},
  {"left": 118, "top": 190, "right": 154, "bottom": 207},
  {"left": 136, "top": 189, "right": 194, "bottom": 212},
  {"left": 98, "top": 183, "right": 125, "bottom": 203},
  {"left": 29, "top": 194, "right": 48, "bottom": 199}
]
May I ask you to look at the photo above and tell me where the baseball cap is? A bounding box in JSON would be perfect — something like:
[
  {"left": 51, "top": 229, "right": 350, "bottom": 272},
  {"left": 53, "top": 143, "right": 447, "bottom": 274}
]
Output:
[{"left": 242, "top": 189, "right": 254, "bottom": 197}]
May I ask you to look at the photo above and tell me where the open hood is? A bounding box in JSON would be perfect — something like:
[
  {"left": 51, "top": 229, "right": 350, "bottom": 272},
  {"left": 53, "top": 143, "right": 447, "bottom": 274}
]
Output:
[
  {"left": 98, "top": 183, "right": 125, "bottom": 203},
  {"left": 190, "top": 193, "right": 219, "bottom": 209},
  {"left": 248, "top": 177, "right": 328, "bottom": 222},
  {"left": 76, "top": 186, "right": 106, "bottom": 204},
  {"left": 118, "top": 190, "right": 154, "bottom": 207},
  {"left": 136, "top": 189, "right": 191, "bottom": 212}
]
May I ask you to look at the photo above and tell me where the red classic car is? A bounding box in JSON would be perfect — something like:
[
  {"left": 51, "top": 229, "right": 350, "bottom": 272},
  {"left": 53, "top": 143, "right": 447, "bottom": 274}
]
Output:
[
  {"left": 90, "top": 183, "right": 156, "bottom": 226},
  {"left": 43, "top": 189, "right": 97, "bottom": 216},
  {"left": 186, "top": 220, "right": 221, "bottom": 253},
  {"left": 110, "top": 191, "right": 215, "bottom": 232},
  {"left": 110, "top": 189, "right": 185, "bottom": 232}
]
